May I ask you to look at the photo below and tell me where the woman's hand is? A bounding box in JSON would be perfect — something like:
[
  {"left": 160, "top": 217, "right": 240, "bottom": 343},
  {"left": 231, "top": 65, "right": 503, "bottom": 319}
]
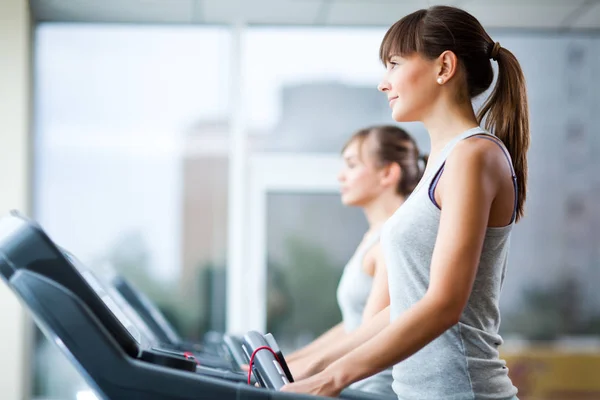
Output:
[
  {"left": 280, "top": 371, "right": 343, "bottom": 398},
  {"left": 243, "top": 357, "right": 325, "bottom": 382},
  {"left": 287, "top": 357, "right": 325, "bottom": 381}
]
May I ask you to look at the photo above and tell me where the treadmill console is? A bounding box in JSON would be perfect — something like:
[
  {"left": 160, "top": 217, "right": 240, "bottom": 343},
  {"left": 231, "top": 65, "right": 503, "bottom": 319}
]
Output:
[{"left": 242, "top": 331, "right": 294, "bottom": 390}]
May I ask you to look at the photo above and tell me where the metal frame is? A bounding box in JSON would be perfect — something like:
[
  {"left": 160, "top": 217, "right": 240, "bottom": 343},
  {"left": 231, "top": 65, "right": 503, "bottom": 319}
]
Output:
[
  {"left": 224, "top": 22, "right": 344, "bottom": 334},
  {"left": 241, "top": 153, "right": 341, "bottom": 333},
  {"left": 0, "top": 0, "right": 32, "bottom": 398},
  {"left": 226, "top": 20, "right": 249, "bottom": 334}
]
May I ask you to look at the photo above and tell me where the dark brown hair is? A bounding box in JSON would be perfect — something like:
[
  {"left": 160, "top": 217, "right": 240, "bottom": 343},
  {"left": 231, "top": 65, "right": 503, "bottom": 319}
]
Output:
[
  {"left": 379, "top": 5, "right": 529, "bottom": 221},
  {"left": 343, "top": 125, "right": 426, "bottom": 197}
]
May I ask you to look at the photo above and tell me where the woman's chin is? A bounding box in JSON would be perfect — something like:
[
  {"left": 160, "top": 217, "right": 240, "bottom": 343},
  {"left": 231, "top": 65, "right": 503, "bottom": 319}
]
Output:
[
  {"left": 391, "top": 107, "right": 415, "bottom": 123},
  {"left": 341, "top": 197, "right": 364, "bottom": 208},
  {"left": 391, "top": 110, "right": 408, "bottom": 123},
  {"left": 340, "top": 196, "right": 356, "bottom": 207}
]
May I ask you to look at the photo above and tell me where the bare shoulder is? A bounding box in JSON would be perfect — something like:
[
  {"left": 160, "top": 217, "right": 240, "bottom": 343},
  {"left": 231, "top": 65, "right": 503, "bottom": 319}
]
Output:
[
  {"left": 362, "top": 242, "right": 383, "bottom": 276},
  {"left": 434, "top": 135, "right": 514, "bottom": 213},
  {"left": 445, "top": 135, "right": 511, "bottom": 181},
  {"left": 367, "top": 241, "right": 383, "bottom": 258}
]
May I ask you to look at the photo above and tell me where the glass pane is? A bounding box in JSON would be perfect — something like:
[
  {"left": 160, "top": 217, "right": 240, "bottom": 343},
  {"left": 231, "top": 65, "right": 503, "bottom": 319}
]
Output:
[
  {"left": 492, "top": 35, "right": 600, "bottom": 341},
  {"left": 242, "top": 27, "right": 431, "bottom": 153},
  {"left": 33, "top": 24, "right": 230, "bottom": 399},
  {"left": 265, "top": 193, "right": 368, "bottom": 352}
]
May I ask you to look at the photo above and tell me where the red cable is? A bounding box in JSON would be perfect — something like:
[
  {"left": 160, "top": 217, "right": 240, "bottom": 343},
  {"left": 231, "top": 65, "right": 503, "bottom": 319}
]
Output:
[
  {"left": 183, "top": 351, "right": 200, "bottom": 366},
  {"left": 247, "top": 345, "right": 281, "bottom": 385}
]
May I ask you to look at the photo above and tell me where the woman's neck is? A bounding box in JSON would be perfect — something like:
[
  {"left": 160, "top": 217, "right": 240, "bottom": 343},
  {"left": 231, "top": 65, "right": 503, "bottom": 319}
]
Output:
[
  {"left": 423, "top": 97, "right": 480, "bottom": 158},
  {"left": 363, "top": 192, "right": 405, "bottom": 230}
]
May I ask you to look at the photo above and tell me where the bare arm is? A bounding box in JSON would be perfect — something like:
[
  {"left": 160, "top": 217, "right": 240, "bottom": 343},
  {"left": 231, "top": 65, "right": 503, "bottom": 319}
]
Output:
[
  {"left": 289, "top": 245, "right": 390, "bottom": 374},
  {"left": 305, "top": 305, "right": 390, "bottom": 373},
  {"left": 295, "top": 245, "right": 391, "bottom": 373},
  {"left": 286, "top": 323, "right": 346, "bottom": 362},
  {"left": 281, "top": 139, "right": 504, "bottom": 396},
  {"left": 361, "top": 244, "right": 390, "bottom": 322}
]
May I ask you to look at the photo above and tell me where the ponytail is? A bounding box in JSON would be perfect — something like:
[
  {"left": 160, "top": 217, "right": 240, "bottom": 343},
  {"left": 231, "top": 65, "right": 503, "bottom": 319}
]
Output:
[
  {"left": 477, "top": 45, "right": 530, "bottom": 222},
  {"left": 379, "top": 6, "right": 530, "bottom": 220}
]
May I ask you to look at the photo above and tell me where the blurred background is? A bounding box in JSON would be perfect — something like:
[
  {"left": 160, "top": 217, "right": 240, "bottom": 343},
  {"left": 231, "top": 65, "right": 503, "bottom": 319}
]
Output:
[{"left": 1, "top": 0, "right": 599, "bottom": 399}]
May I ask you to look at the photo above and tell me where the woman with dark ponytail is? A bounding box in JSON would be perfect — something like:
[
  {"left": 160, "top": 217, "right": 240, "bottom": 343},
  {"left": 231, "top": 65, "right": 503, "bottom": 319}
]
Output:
[{"left": 282, "top": 5, "right": 528, "bottom": 400}]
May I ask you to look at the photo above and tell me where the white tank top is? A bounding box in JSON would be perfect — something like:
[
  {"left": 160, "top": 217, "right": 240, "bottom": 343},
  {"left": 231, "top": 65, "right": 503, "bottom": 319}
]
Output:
[{"left": 337, "top": 229, "right": 381, "bottom": 332}]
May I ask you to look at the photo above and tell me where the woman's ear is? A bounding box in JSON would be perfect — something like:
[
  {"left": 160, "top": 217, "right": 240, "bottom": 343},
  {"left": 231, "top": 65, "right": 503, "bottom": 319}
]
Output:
[
  {"left": 435, "top": 50, "right": 459, "bottom": 85},
  {"left": 381, "top": 162, "right": 401, "bottom": 188}
]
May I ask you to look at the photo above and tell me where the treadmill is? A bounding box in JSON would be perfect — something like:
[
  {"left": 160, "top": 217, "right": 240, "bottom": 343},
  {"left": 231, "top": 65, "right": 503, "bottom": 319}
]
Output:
[
  {"left": 61, "top": 250, "right": 239, "bottom": 372},
  {"left": 106, "top": 269, "right": 248, "bottom": 370},
  {"left": 0, "top": 211, "right": 392, "bottom": 399}
]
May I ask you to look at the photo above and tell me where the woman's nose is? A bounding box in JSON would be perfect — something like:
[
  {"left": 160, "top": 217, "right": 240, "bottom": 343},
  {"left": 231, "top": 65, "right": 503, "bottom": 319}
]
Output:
[{"left": 378, "top": 79, "right": 391, "bottom": 92}]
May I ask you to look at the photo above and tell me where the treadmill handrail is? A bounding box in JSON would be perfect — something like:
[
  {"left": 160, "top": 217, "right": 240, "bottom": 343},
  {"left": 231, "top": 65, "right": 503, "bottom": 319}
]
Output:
[
  {"left": 113, "top": 276, "right": 181, "bottom": 345},
  {"left": 0, "top": 211, "right": 140, "bottom": 357},
  {"left": 8, "top": 269, "right": 263, "bottom": 400}
]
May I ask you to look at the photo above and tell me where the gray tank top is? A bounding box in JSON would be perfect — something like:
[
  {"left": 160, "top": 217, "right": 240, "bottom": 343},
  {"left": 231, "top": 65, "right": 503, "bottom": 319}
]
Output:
[
  {"left": 337, "top": 229, "right": 394, "bottom": 396},
  {"left": 381, "top": 127, "right": 519, "bottom": 400}
]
